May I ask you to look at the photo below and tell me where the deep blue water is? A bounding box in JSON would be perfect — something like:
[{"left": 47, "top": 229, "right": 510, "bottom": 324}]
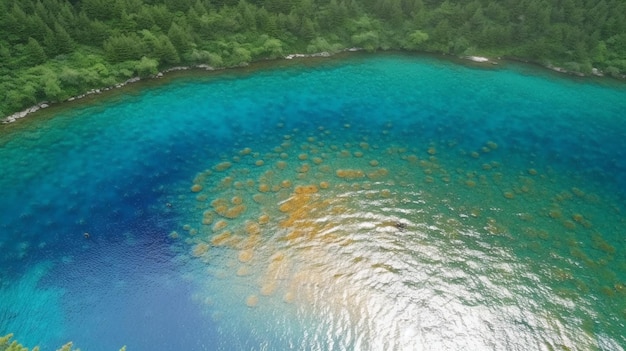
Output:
[{"left": 1, "top": 53, "right": 625, "bottom": 350}]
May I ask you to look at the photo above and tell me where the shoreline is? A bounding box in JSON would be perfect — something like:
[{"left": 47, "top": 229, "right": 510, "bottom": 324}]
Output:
[
  {"left": 0, "top": 49, "right": 351, "bottom": 125},
  {"left": 2, "top": 50, "right": 623, "bottom": 125}
]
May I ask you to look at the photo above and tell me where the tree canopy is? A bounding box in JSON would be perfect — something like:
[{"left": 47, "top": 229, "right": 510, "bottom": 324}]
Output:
[{"left": 1, "top": 0, "right": 625, "bottom": 117}]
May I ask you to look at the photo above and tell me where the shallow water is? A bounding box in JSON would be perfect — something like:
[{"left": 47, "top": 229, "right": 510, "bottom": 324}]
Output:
[{"left": 1, "top": 53, "right": 625, "bottom": 350}]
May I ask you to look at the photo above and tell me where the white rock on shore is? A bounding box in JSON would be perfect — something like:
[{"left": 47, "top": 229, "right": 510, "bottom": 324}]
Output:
[
  {"left": 465, "top": 56, "right": 490, "bottom": 63},
  {"left": 1, "top": 103, "right": 50, "bottom": 124},
  {"left": 285, "top": 52, "right": 331, "bottom": 59}
]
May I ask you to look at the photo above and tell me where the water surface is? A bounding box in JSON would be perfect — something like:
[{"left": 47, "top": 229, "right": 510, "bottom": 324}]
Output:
[{"left": 1, "top": 53, "right": 625, "bottom": 350}]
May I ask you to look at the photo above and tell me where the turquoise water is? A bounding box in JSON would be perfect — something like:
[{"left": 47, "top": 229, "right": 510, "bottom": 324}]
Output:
[{"left": 1, "top": 53, "right": 625, "bottom": 350}]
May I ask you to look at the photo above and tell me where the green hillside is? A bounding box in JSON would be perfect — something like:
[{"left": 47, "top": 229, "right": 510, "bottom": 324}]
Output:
[{"left": 2, "top": 0, "right": 626, "bottom": 117}]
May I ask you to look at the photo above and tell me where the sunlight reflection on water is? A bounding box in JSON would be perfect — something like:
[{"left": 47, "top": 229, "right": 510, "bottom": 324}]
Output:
[{"left": 172, "top": 125, "right": 625, "bottom": 350}]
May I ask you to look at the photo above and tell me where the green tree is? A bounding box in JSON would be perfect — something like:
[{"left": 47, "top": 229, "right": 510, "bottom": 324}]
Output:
[
  {"left": 82, "top": 0, "right": 116, "bottom": 20},
  {"left": 351, "top": 31, "right": 380, "bottom": 51},
  {"left": 402, "top": 30, "right": 429, "bottom": 50},
  {"left": 23, "top": 37, "right": 47, "bottom": 66},
  {"left": 43, "top": 74, "right": 63, "bottom": 101},
  {"left": 168, "top": 22, "right": 193, "bottom": 54},
  {"left": 54, "top": 22, "right": 74, "bottom": 55},
  {"left": 258, "top": 36, "right": 284, "bottom": 58},
  {"left": 43, "top": 26, "right": 59, "bottom": 57},
  {"left": 230, "top": 46, "right": 252, "bottom": 65},
  {"left": 26, "top": 14, "right": 49, "bottom": 42},
  {"left": 299, "top": 18, "right": 316, "bottom": 41},
  {"left": 156, "top": 35, "right": 181, "bottom": 64},
  {"left": 135, "top": 56, "right": 159, "bottom": 77},
  {"left": 104, "top": 33, "right": 146, "bottom": 62},
  {"left": 321, "top": 0, "right": 348, "bottom": 30}
]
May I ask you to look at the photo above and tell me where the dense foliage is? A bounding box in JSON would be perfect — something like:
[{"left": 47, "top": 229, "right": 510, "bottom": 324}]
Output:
[{"left": 1, "top": 0, "right": 626, "bottom": 116}]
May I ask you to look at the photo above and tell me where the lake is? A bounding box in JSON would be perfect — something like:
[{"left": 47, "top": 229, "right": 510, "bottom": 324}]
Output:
[{"left": 1, "top": 53, "right": 625, "bottom": 350}]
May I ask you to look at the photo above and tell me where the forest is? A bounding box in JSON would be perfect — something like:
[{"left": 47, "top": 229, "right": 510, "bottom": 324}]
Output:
[{"left": 1, "top": 0, "right": 626, "bottom": 117}]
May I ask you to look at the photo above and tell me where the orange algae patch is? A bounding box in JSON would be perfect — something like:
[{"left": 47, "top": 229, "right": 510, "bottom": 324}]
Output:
[
  {"left": 258, "top": 183, "right": 271, "bottom": 192},
  {"left": 563, "top": 220, "right": 576, "bottom": 230},
  {"left": 528, "top": 168, "right": 538, "bottom": 175},
  {"left": 503, "top": 191, "right": 515, "bottom": 199},
  {"left": 367, "top": 168, "right": 389, "bottom": 180},
  {"left": 238, "top": 249, "right": 254, "bottom": 263},
  {"left": 192, "top": 243, "right": 210, "bottom": 257},
  {"left": 312, "top": 157, "right": 323, "bottom": 165},
  {"left": 246, "top": 295, "right": 259, "bottom": 307},
  {"left": 237, "top": 266, "right": 251, "bottom": 276},
  {"left": 215, "top": 161, "right": 232, "bottom": 172},
  {"left": 240, "top": 233, "right": 261, "bottom": 249},
  {"left": 319, "top": 181, "right": 330, "bottom": 189},
  {"left": 318, "top": 165, "right": 331, "bottom": 173},
  {"left": 219, "top": 176, "right": 234, "bottom": 188},
  {"left": 427, "top": 147, "right": 437, "bottom": 155},
  {"left": 213, "top": 220, "right": 228, "bottom": 232},
  {"left": 283, "top": 291, "right": 295, "bottom": 303},
  {"left": 340, "top": 150, "right": 351, "bottom": 157},
  {"left": 369, "top": 160, "right": 380, "bottom": 167},
  {"left": 336, "top": 169, "right": 365, "bottom": 179},
  {"left": 258, "top": 214, "right": 270, "bottom": 224},
  {"left": 240, "top": 147, "right": 252, "bottom": 156},
  {"left": 572, "top": 187, "right": 586, "bottom": 197},
  {"left": 295, "top": 185, "right": 319, "bottom": 194},
  {"left": 353, "top": 151, "right": 364, "bottom": 158},
  {"left": 279, "top": 202, "right": 294, "bottom": 213},
  {"left": 191, "top": 184, "right": 203, "bottom": 192},
  {"left": 193, "top": 171, "right": 211, "bottom": 184},
  {"left": 202, "top": 211, "right": 214, "bottom": 225},
  {"left": 486, "top": 141, "right": 498, "bottom": 150},
  {"left": 231, "top": 196, "right": 243, "bottom": 205},
  {"left": 224, "top": 204, "right": 246, "bottom": 219},
  {"left": 280, "top": 180, "right": 292, "bottom": 188},
  {"left": 298, "top": 153, "right": 308, "bottom": 160},
  {"left": 211, "top": 231, "right": 232, "bottom": 246},
  {"left": 255, "top": 160, "right": 265, "bottom": 166},
  {"left": 261, "top": 281, "right": 278, "bottom": 296},
  {"left": 245, "top": 221, "right": 261, "bottom": 235},
  {"left": 592, "top": 234, "right": 616, "bottom": 254},
  {"left": 406, "top": 155, "right": 419, "bottom": 163},
  {"left": 298, "top": 164, "right": 311, "bottom": 173},
  {"left": 549, "top": 209, "right": 562, "bottom": 219},
  {"left": 270, "top": 251, "right": 286, "bottom": 262},
  {"left": 252, "top": 193, "right": 264, "bottom": 203},
  {"left": 278, "top": 185, "right": 332, "bottom": 237},
  {"left": 213, "top": 205, "right": 228, "bottom": 217}
]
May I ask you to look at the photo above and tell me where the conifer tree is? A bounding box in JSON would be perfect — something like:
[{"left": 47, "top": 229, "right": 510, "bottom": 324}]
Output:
[
  {"left": 54, "top": 22, "right": 74, "bottom": 55},
  {"left": 23, "top": 37, "right": 47, "bottom": 65}
]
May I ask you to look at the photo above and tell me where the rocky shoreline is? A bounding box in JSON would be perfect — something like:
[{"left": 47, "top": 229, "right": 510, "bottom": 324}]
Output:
[
  {"left": 2, "top": 49, "right": 623, "bottom": 125},
  {"left": 1, "top": 64, "right": 218, "bottom": 124},
  {"left": 0, "top": 50, "right": 351, "bottom": 125}
]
